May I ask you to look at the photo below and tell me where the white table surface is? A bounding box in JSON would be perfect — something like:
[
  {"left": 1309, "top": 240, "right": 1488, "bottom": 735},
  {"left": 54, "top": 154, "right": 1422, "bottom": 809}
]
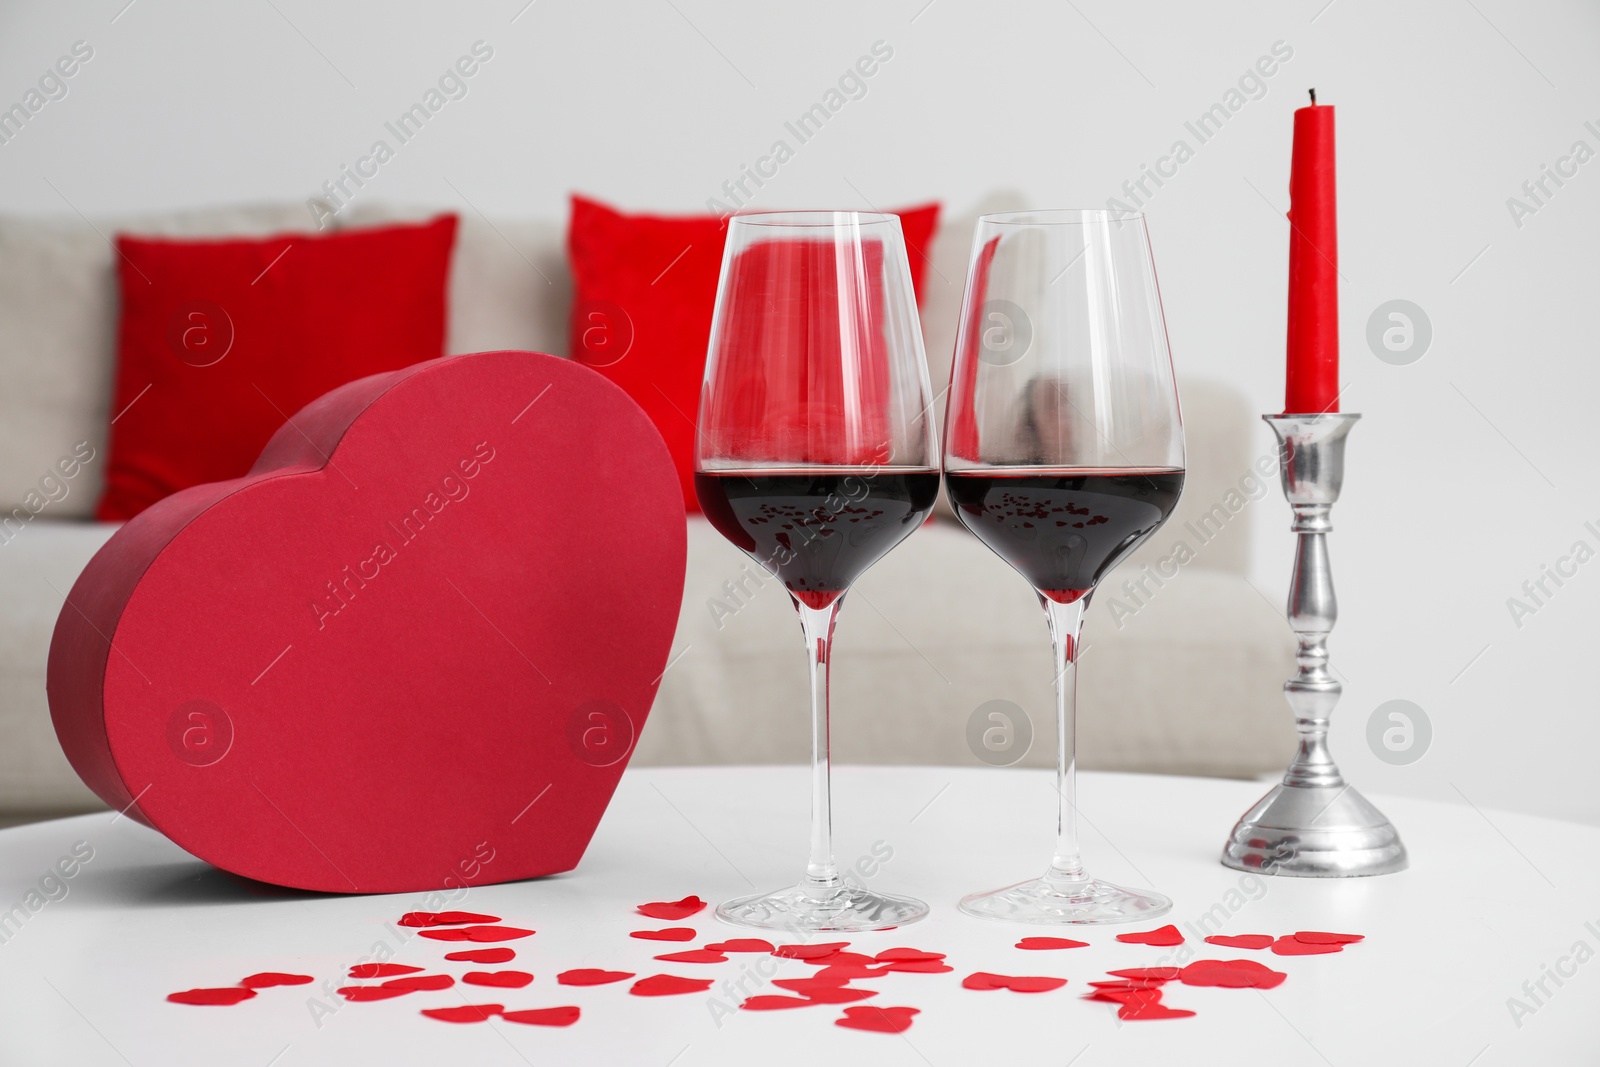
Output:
[{"left": 1, "top": 766, "right": 1595, "bottom": 1066}]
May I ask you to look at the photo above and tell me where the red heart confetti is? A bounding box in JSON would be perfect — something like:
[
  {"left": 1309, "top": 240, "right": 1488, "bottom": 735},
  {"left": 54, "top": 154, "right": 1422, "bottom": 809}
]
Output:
[
  {"left": 630, "top": 927, "right": 698, "bottom": 942},
  {"left": 421, "top": 1003, "right": 503, "bottom": 1023},
  {"left": 1204, "top": 934, "right": 1276, "bottom": 950},
  {"left": 445, "top": 948, "right": 517, "bottom": 964},
  {"left": 239, "top": 973, "right": 313, "bottom": 989},
  {"left": 337, "top": 986, "right": 411, "bottom": 1002},
  {"left": 630, "top": 974, "right": 715, "bottom": 997},
  {"left": 874, "top": 948, "right": 946, "bottom": 962},
  {"left": 1107, "top": 967, "right": 1183, "bottom": 981},
  {"left": 381, "top": 974, "right": 455, "bottom": 993},
  {"left": 772, "top": 977, "right": 851, "bottom": 994},
  {"left": 502, "top": 1006, "right": 581, "bottom": 1027},
  {"left": 398, "top": 911, "right": 502, "bottom": 928},
  {"left": 348, "top": 963, "right": 424, "bottom": 979},
  {"left": 1270, "top": 936, "right": 1343, "bottom": 956},
  {"left": 636, "top": 896, "right": 707, "bottom": 921},
  {"left": 1015, "top": 937, "right": 1089, "bottom": 951},
  {"left": 804, "top": 951, "right": 879, "bottom": 967},
  {"left": 773, "top": 942, "right": 851, "bottom": 960},
  {"left": 1119, "top": 1000, "right": 1196, "bottom": 1021},
  {"left": 463, "top": 971, "right": 534, "bottom": 988},
  {"left": 872, "top": 959, "right": 954, "bottom": 974},
  {"left": 961, "top": 971, "right": 1066, "bottom": 993},
  {"left": 1089, "top": 978, "right": 1169, "bottom": 990},
  {"left": 1115, "top": 924, "right": 1184, "bottom": 946},
  {"left": 812, "top": 964, "right": 885, "bottom": 982},
  {"left": 835, "top": 1006, "right": 919, "bottom": 1033},
  {"left": 1178, "top": 959, "right": 1287, "bottom": 989},
  {"left": 652, "top": 949, "right": 729, "bottom": 965},
  {"left": 419, "top": 925, "right": 534, "bottom": 943},
  {"left": 706, "top": 938, "right": 775, "bottom": 953},
  {"left": 741, "top": 995, "right": 816, "bottom": 1011},
  {"left": 1294, "top": 930, "right": 1365, "bottom": 945},
  {"left": 167, "top": 987, "right": 258, "bottom": 1006},
  {"left": 795, "top": 986, "right": 878, "bottom": 1004},
  {"left": 1085, "top": 987, "right": 1163, "bottom": 1005},
  {"left": 558, "top": 969, "right": 635, "bottom": 987}
]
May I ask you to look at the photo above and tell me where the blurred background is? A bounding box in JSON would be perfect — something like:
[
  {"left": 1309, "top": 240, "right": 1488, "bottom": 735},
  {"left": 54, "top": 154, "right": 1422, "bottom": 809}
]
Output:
[{"left": 1, "top": 0, "right": 1596, "bottom": 827}]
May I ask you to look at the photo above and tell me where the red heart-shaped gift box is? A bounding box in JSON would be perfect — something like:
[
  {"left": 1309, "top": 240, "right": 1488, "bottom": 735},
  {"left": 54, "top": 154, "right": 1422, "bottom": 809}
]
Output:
[{"left": 48, "top": 351, "right": 685, "bottom": 892}]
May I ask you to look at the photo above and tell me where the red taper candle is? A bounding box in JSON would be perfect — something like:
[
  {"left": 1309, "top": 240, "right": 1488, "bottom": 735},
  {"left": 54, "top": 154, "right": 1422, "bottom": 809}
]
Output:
[{"left": 1284, "top": 89, "right": 1338, "bottom": 414}]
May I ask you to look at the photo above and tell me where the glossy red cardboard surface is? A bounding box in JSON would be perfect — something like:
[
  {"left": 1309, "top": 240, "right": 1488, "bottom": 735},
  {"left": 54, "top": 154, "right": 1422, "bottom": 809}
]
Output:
[{"left": 48, "top": 351, "right": 685, "bottom": 893}]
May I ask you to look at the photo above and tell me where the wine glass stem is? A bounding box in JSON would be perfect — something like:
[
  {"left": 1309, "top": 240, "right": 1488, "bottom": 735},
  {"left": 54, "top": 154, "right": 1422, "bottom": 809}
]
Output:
[
  {"left": 797, "top": 597, "right": 843, "bottom": 893},
  {"left": 1043, "top": 595, "right": 1089, "bottom": 884}
]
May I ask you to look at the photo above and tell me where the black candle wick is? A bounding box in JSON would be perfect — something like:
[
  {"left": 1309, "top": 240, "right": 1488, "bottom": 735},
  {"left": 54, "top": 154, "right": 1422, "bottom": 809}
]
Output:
[{"left": 1309, "top": 88, "right": 1317, "bottom": 106}]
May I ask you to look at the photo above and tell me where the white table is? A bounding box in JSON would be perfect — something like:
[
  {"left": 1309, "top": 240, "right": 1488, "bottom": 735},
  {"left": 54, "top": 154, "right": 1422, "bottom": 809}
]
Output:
[{"left": 1, "top": 767, "right": 1594, "bottom": 1066}]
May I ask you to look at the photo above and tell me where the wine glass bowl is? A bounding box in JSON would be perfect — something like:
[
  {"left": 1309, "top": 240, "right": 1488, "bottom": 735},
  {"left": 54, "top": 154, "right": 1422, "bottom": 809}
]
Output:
[
  {"left": 695, "top": 211, "right": 938, "bottom": 932},
  {"left": 945, "top": 209, "right": 1185, "bottom": 924}
]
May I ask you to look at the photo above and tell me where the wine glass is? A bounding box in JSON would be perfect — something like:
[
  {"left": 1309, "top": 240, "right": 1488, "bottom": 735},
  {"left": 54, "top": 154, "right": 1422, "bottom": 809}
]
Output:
[
  {"left": 695, "top": 210, "right": 939, "bottom": 932},
  {"left": 945, "top": 209, "right": 1185, "bottom": 924}
]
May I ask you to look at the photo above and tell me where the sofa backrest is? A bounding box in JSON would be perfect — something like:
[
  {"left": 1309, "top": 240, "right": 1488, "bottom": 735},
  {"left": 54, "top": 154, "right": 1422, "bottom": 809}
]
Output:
[{"left": 0, "top": 197, "right": 1254, "bottom": 574}]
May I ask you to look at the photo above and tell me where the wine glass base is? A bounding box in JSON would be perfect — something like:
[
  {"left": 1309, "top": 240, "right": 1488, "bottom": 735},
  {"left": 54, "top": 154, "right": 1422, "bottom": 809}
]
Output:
[
  {"left": 959, "top": 873, "right": 1171, "bottom": 926},
  {"left": 716, "top": 883, "right": 929, "bottom": 933}
]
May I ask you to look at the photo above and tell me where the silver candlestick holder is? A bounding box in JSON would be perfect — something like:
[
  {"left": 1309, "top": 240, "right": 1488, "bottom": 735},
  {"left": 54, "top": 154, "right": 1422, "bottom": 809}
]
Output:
[{"left": 1221, "top": 412, "right": 1408, "bottom": 877}]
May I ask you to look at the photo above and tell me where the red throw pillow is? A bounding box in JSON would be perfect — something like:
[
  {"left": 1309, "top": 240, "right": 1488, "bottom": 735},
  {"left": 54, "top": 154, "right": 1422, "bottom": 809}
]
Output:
[
  {"left": 567, "top": 197, "right": 940, "bottom": 511},
  {"left": 97, "top": 215, "right": 458, "bottom": 521}
]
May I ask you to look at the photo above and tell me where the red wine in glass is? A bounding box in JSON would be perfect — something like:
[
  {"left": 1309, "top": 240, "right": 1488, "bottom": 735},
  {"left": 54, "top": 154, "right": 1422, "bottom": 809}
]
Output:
[
  {"left": 695, "top": 469, "right": 940, "bottom": 609},
  {"left": 943, "top": 468, "right": 1184, "bottom": 604}
]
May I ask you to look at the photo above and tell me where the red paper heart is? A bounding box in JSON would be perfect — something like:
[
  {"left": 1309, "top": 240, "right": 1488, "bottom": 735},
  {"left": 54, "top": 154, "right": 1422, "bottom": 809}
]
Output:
[
  {"left": 49, "top": 352, "right": 686, "bottom": 893},
  {"left": 239, "top": 972, "right": 313, "bottom": 989},
  {"left": 874, "top": 948, "right": 946, "bottom": 962},
  {"left": 962, "top": 971, "right": 1066, "bottom": 993},
  {"left": 741, "top": 995, "right": 816, "bottom": 1011},
  {"left": 1085, "top": 987, "right": 1163, "bottom": 1005},
  {"left": 398, "top": 911, "right": 502, "bottom": 928},
  {"left": 1089, "top": 979, "right": 1168, "bottom": 990},
  {"left": 772, "top": 942, "right": 850, "bottom": 959},
  {"left": 772, "top": 977, "right": 850, "bottom": 994},
  {"left": 1294, "top": 930, "right": 1364, "bottom": 945},
  {"left": 630, "top": 974, "right": 715, "bottom": 997},
  {"left": 1115, "top": 924, "right": 1184, "bottom": 946},
  {"left": 167, "top": 987, "right": 257, "bottom": 1006},
  {"left": 805, "top": 951, "right": 878, "bottom": 967},
  {"left": 1178, "top": 959, "right": 1287, "bottom": 989},
  {"left": 445, "top": 948, "right": 517, "bottom": 964},
  {"left": 1107, "top": 967, "right": 1182, "bottom": 981},
  {"left": 380, "top": 974, "right": 454, "bottom": 993},
  {"left": 1119, "top": 1001, "right": 1195, "bottom": 1021},
  {"left": 557, "top": 969, "right": 635, "bottom": 987},
  {"left": 463, "top": 970, "right": 534, "bottom": 988},
  {"left": 419, "top": 925, "right": 534, "bottom": 943},
  {"left": 653, "top": 949, "right": 729, "bottom": 965},
  {"left": 337, "top": 986, "right": 410, "bottom": 1002},
  {"left": 706, "top": 938, "right": 775, "bottom": 953},
  {"left": 812, "top": 964, "right": 884, "bottom": 982},
  {"left": 348, "top": 963, "right": 424, "bottom": 979},
  {"left": 636, "top": 896, "right": 707, "bottom": 921},
  {"left": 421, "top": 1004, "right": 502, "bottom": 1023},
  {"left": 796, "top": 986, "right": 878, "bottom": 1004},
  {"left": 1015, "top": 937, "right": 1089, "bottom": 950},
  {"left": 835, "top": 1006, "right": 919, "bottom": 1033},
  {"left": 1270, "top": 937, "right": 1343, "bottom": 956},
  {"left": 502, "top": 1006, "right": 580, "bottom": 1027},
  {"left": 1204, "top": 934, "right": 1276, "bottom": 950},
  {"left": 872, "top": 959, "right": 954, "bottom": 974},
  {"left": 630, "top": 928, "right": 697, "bottom": 942}
]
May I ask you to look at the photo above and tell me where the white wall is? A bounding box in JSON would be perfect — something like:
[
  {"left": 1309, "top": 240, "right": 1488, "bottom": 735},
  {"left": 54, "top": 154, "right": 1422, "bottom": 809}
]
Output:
[{"left": 2, "top": 0, "right": 1598, "bottom": 826}]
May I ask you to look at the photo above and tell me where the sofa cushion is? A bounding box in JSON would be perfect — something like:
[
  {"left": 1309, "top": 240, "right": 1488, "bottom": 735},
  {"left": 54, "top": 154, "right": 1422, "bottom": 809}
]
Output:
[
  {"left": 0, "top": 204, "right": 330, "bottom": 521},
  {"left": 97, "top": 214, "right": 457, "bottom": 519}
]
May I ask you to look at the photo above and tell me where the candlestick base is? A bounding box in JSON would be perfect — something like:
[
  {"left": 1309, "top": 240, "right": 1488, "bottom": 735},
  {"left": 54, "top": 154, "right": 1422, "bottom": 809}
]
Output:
[
  {"left": 1220, "top": 412, "right": 1407, "bottom": 878},
  {"left": 1220, "top": 781, "right": 1407, "bottom": 877}
]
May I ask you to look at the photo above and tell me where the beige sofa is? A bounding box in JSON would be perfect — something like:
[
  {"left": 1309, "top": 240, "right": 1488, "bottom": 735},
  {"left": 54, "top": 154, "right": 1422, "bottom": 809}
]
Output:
[{"left": 0, "top": 196, "right": 1295, "bottom": 816}]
